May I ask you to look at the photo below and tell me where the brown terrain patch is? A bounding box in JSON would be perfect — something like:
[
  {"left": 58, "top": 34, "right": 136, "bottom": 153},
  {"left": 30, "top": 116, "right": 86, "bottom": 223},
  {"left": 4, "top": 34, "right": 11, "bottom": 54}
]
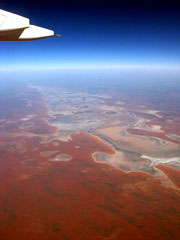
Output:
[{"left": 96, "top": 123, "right": 180, "bottom": 157}]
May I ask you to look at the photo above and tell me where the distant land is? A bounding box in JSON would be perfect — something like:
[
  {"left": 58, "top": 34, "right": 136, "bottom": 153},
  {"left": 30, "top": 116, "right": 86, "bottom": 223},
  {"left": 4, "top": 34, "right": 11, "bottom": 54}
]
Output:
[{"left": 0, "top": 73, "right": 180, "bottom": 239}]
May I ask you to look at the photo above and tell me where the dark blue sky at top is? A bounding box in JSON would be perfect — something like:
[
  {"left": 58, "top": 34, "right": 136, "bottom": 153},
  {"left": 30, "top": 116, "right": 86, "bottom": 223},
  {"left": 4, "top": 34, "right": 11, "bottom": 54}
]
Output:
[{"left": 0, "top": 0, "right": 180, "bottom": 70}]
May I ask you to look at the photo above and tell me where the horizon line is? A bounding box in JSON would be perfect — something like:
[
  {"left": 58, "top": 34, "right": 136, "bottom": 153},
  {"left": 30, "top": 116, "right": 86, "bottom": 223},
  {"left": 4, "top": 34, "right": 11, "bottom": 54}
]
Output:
[{"left": 0, "top": 64, "right": 180, "bottom": 71}]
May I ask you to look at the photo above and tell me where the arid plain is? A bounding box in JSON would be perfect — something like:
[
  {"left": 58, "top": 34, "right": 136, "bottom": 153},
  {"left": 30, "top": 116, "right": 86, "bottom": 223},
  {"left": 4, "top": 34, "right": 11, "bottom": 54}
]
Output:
[{"left": 0, "top": 79, "right": 180, "bottom": 240}]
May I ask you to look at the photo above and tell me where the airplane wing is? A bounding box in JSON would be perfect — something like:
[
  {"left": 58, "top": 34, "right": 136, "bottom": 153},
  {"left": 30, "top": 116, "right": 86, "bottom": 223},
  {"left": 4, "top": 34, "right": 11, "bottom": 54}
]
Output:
[{"left": 0, "top": 9, "right": 59, "bottom": 41}]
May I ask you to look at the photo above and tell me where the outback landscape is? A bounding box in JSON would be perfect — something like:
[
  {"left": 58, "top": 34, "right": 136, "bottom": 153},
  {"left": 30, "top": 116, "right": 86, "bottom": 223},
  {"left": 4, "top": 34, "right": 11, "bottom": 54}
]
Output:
[{"left": 0, "top": 79, "right": 180, "bottom": 240}]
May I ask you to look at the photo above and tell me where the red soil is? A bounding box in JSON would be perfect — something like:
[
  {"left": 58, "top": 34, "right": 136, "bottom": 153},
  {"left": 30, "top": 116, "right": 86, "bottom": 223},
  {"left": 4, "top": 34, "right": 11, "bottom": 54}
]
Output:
[
  {"left": 155, "top": 165, "right": 180, "bottom": 188},
  {"left": 0, "top": 84, "right": 180, "bottom": 240}
]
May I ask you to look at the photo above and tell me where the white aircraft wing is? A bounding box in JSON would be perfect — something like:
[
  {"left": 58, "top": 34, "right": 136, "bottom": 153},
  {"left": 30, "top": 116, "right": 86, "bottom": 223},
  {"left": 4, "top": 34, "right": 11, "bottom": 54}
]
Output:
[{"left": 0, "top": 9, "right": 59, "bottom": 41}]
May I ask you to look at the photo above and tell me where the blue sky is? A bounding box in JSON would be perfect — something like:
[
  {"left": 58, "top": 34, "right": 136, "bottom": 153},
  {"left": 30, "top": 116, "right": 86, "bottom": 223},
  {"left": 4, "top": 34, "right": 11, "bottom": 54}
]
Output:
[{"left": 0, "top": 0, "right": 180, "bottom": 71}]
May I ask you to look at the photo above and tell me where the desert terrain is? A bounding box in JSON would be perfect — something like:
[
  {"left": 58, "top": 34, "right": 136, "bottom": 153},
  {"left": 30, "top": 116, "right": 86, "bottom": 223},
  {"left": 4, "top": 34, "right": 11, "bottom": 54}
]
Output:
[{"left": 0, "top": 80, "right": 180, "bottom": 240}]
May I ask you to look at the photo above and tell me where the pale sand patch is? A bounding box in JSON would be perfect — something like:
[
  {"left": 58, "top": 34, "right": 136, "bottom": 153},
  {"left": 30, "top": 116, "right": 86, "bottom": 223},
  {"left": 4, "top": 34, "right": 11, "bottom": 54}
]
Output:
[
  {"left": 98, "top": 105, "right": 118, "bottom": 112},
  {"left": 93, "top": 151, "right": 126, "bottom": 169},
  {"left": 149, "top": 125, "right": 162, "bottom": 131},
  {"left": 133, "top": 124, "right": 163, "bottom": 133},
  {"left": 51, "top": 154, "right": 72, "bottom": 162},
  {"left": 95, "top": 125, "right": 180, "bottom": 156},
  {"left": 27, "top": 114, "right": 36, "bottom": 118},
  {"left": 96, "top": 125, "right": 158, "bottom": 150},
  {"left": 141, "top": 155, "right": 180, "bottom": 166},
  {"left": 92, "top": 150, "right": 154, "bottom": 172},
  {"left": 21, "top": 118, "right": 30, "bottom": 121},
  {"left": 52, "top": 141, "right": 59, "bottom": 146},
  {"left": 56, "top": 131, "right": 72, "bottom": 142},
  {"left": 92, "top": 151, "right": 139, "bottom": 172},
  {"left": 21, "top": 115, "right": 36, "bottom": 121},
  {"left": 142, "top": 109, "right": 163, "bottom": 118},
  {"left": 40, "top": 150, "right": 59, "bottom": 158}
]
